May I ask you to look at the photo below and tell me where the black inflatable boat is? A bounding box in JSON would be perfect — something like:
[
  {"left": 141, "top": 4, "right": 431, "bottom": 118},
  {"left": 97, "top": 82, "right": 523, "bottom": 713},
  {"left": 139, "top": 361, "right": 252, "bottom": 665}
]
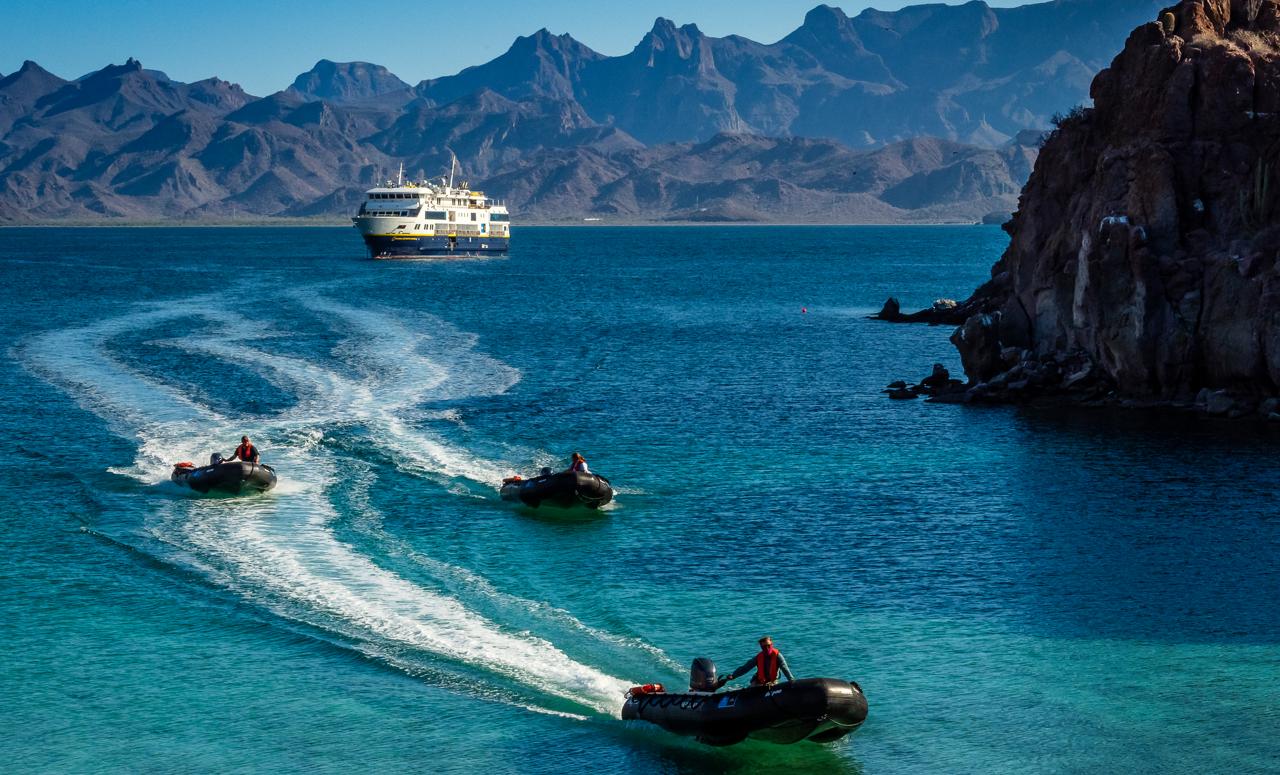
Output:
[
  {"left": 500, "top": 470, "right": 614, "bottom": 509},
  {"left": 171, "top": 461, "right": 277, "bottom": 495},
  {"left": 622, "top": 678, "right": 868, "bottom": 746}
]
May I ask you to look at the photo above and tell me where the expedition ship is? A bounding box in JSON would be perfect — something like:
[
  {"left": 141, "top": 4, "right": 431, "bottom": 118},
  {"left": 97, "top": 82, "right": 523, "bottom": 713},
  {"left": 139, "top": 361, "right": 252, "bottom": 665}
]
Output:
[{"left": 352, "top": 163, "right": 510, "bottom": 258}]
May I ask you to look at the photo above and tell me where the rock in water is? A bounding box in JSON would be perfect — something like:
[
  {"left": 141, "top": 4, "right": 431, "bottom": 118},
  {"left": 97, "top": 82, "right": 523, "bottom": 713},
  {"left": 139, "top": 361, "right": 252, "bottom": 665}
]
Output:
[
  {"left": 874, "top": 297, "right": 904, "bottom": 321},
  {"left": 942, "top": 0, "right": 1280, "bottom": 413},
  {"left": 921, "top": 363, "right": 951, "bottom": 389}
]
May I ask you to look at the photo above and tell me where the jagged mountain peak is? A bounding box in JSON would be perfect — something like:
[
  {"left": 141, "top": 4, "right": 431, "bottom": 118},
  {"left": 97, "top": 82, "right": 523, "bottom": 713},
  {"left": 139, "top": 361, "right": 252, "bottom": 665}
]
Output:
[
  {"left": 29, "top": 58, "right": 204, "bottom": 124},
  {"left": 782, "top": 2, "right": 887, "bottom": 82},
  {"left": 650, "top": 17, "right": 678, "bottom": 35},
  {"left": 85, "top": 58, "right": 145, "bottom": 80},
  {"left": 15, "top": 60, "right": 58, "bottom": 78},
  {"left": 65, "top": 58, "right": 168, "bottom": 91},
  {"left": 0, "top": 59, "right": 70, "bottom": 127},
  {"left": 288, "top": 59, "right": 410, "bottom": 103},
  {"left": 0, "top": 60, "right": 67, "bottom": 92},
  {"left": 186, "top": 77, "right": 256, "bottom": 112},
  {"left": 416, "top": 27, "right": 601, "bottom": 105},
  {"left": 855, "top": 0, "right": 998, "bottom": 39},
  {"left": 643, "top": 18, "right": 706, "bottom": 45},
  {"left": 800, "top": 4, "right": 853, "bottom": 30},
  {"left": 631, "top": 18, "right": 712, "bottom": 66},
  {"left": 514, "top": 27, "right": 597, "bottom": 54},
  {"left": 788, "top": 4, "right": 864, "bottom": 48}
]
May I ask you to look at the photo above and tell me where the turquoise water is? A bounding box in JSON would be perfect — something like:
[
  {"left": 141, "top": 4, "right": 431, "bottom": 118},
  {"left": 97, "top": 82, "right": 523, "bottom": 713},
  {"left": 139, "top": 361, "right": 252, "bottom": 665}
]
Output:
[{"left": 2, "top": 226, "right": 1277, "bottom": 773}]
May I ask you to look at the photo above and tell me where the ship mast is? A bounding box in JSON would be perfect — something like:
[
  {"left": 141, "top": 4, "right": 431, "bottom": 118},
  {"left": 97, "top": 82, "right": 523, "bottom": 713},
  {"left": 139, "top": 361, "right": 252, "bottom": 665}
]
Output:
[
  {"left": 448, "top": 153, "right": 457, "bottom": 190},
  {"left": 397, "top": 162, "right": 404, "bottom": 187}
]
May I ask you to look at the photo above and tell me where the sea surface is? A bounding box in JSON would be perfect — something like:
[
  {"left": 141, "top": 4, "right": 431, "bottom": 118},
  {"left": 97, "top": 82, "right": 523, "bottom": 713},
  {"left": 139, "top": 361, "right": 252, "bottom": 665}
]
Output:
[{"left": 1, "top": 226, "right": 1277, "bottom": 774}]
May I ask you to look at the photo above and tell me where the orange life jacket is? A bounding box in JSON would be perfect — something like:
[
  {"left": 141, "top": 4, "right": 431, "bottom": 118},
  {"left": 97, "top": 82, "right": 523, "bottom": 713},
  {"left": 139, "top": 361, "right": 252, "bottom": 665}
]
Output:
[
  {"left": 236, "top": 443, "right": 256, "bottom": 461},
  {"left": 754, "top": 647, "right": 780, "bottom": 684}
]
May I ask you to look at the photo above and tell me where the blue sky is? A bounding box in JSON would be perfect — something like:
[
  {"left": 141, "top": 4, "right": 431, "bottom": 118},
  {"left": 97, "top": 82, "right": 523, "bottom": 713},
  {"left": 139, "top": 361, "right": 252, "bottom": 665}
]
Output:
[{"left": 3, "top": 0, "right": 1031, "bottom": 96}]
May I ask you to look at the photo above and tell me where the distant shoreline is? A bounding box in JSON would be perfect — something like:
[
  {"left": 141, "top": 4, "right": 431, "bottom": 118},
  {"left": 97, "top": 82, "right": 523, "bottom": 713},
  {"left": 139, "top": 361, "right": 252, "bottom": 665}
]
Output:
[{"left": 0, "top": 219, "right": 1003, "bottom": 228}]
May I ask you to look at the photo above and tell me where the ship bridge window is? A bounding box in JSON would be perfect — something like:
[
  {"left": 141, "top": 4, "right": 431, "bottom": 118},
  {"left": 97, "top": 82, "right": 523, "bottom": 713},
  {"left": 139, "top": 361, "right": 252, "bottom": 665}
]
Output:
[
  {"left": 425, "top": 210, "right": 447, "bottom": 219},
  {"left": 491, "top": 213, "right": 509, "bottom": 222}
]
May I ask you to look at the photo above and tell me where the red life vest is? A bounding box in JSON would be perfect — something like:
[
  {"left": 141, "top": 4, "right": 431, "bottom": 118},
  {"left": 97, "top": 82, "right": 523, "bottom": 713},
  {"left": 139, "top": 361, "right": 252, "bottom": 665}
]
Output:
[
  {"left": 754, "top": 647, "right": 780, "bottom": 684},
  {"left": 236, "top": 443, "right": 255, "bottom": 460}
]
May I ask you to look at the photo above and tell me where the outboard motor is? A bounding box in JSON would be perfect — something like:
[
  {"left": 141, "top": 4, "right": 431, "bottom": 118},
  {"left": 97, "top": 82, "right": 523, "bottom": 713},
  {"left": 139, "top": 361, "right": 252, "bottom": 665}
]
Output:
[
  {"left": 690, "top": 657, "right": 718, "bottom": 692},
  {"left": 540, "top": 467, "right": 553, "bottom": 477},
  {"left": 210, "top": 453, "right": 224, "bottom": 466}
]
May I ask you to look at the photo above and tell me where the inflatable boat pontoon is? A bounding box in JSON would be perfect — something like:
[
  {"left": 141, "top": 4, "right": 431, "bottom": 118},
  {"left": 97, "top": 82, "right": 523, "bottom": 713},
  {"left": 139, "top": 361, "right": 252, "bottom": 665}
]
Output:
[
  {"left": 622, "top": 676, "right": 867, "bottom": 746},
  {"left": 500, "top": 470, "right": 614, "bottom": 509},
  {"left": 171, "top": 460, "right": 277, "bottom": 495}
]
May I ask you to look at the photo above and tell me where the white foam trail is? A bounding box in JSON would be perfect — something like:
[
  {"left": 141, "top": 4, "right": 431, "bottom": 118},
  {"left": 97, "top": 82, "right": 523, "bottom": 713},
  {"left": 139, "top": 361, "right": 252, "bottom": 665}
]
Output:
[
  {"left": 342, "top": 465, "right": 683, "bottom": 672},
  {"left": 20, "top": 301, "right": 233, "bottom": 480},
  {"left": 20, "top": 290, "right": 644, "bottom": 716},
  {"left": 299, "top": 296, "right": 525, "bottom": 484},
  {"left": 299, "top": 295, "right": 520, "bottom": 404},
  {"left": 171, "top": 444, "right": 630, "bottom": 714},
  {"left": 163, "top": 330, "right": 512, "bottom": 484}
]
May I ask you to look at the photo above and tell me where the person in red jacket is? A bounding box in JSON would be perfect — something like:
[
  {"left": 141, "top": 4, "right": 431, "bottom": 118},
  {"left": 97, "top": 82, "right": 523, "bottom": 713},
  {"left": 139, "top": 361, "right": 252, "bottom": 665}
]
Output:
[
  {"left": 565, "top": 452, "right": 590, "bottom": 474},
  {"left": 718, "top": 636, "right": 795, "bottom": 688},
  {"left": 225, "top": 435, "right": 260, "bottom": 464}
]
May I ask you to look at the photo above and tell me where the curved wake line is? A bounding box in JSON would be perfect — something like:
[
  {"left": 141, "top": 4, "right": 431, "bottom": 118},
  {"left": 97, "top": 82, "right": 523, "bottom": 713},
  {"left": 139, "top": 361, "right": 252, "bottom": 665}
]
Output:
[
  {"left": 342, "top": 466, "right": 683, "bottom": 673},
  {"left": 20, "top": 289, "right": 648, "bottom": 717},
  {"left": 175, "top": 475, "right": 631, "bottom": 714},
  {"left": 165, "top": 330, "right": 512, "bottom": 485}
]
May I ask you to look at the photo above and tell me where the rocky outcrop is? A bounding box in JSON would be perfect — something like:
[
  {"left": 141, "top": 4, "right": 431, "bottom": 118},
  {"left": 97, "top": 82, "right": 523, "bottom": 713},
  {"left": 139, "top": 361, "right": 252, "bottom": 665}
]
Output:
[
  {"left": 882, "top": 364, "right": 966, "bottom": 400},
  {"left": 930, "top": 0, "right": 1280, "bottom": 417}
]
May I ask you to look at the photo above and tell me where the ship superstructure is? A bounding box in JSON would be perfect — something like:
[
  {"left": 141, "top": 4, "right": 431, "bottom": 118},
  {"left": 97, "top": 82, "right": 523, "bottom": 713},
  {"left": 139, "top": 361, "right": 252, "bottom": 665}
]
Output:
[{"left": 352, "top": 163, "right": 510, "bottom": 258}]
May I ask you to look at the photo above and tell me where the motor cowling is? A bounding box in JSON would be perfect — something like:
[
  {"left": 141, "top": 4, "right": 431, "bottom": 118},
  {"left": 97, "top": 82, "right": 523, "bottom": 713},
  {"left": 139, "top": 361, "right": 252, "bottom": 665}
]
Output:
[{"left": 690, "top": 657, "right": 718, "bottom": 692}]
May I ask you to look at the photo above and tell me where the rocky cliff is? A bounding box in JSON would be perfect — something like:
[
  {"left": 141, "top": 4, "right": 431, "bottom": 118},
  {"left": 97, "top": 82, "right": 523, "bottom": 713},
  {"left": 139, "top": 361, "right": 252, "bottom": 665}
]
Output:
[{"left": 941, "top": 0, "right": 1280, "bottom": 417}]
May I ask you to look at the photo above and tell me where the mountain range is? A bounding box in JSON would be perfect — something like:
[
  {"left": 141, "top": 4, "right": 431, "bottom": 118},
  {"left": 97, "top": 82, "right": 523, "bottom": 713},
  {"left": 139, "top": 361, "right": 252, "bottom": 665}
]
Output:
[{"left": 0, "top": 0, "right": 1164, "bottom": 223}]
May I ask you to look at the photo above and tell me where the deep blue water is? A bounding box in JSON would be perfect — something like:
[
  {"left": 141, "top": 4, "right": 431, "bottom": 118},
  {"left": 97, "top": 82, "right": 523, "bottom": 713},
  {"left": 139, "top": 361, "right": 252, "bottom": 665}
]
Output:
[{"left": 1, "top": 226, "right": 1278, "bottom": 773}]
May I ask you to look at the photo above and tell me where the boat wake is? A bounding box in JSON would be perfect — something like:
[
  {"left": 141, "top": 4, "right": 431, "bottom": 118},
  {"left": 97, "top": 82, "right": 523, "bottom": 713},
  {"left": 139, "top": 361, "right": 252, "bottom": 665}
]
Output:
[{"left": 19, "top": 289, "right": 659, "bottom": 717}]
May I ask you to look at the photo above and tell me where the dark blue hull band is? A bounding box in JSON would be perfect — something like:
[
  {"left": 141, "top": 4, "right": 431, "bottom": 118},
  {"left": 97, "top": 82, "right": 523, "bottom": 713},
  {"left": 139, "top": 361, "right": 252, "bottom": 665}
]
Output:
[{"left": 363, "top": 234, "right": 510, "bottom": 258}]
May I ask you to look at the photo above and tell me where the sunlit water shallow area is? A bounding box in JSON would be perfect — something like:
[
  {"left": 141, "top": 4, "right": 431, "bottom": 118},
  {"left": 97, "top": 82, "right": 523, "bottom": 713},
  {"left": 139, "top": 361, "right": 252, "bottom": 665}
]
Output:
[{"left": 1, "top": 225, "right": 1277, "bottom": 773}]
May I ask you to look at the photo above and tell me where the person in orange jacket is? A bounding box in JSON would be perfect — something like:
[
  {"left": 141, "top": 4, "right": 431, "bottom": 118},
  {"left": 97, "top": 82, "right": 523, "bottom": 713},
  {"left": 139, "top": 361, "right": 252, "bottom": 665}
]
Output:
[
  {"left": 717, "top": 635, "right": 795, "bottom": 688},
  {"left": 565, "top": 451, "right": 590, "bottom": 474},
  {"left": 224, "top": 435, "right": 260, "bottom": 464}
]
